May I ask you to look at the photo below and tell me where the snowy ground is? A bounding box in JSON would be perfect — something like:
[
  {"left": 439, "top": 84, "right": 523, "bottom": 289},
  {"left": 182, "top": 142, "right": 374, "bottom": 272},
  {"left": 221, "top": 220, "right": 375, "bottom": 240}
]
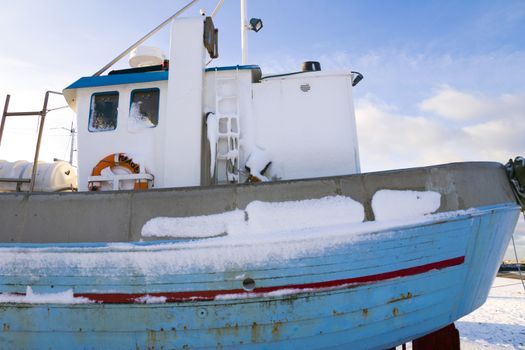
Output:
[
  {"left": 457, "top": 277, "right": 525, "bottom": 350},
  {"left": 397, "top": 277, "right": 525, "bottom": 350}
]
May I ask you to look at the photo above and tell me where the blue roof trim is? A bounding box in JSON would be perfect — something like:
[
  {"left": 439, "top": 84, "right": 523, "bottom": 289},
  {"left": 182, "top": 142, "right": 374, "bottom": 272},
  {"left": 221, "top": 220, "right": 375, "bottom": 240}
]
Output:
[
  {"left": 204, "top": 64, "right": 260, "bottom": 72},
  {"left": 64, "top": 65, "right": 261, "bottom": 90},
  {"left": 64, "top": 71, "right": 169, "bottom": 90}
]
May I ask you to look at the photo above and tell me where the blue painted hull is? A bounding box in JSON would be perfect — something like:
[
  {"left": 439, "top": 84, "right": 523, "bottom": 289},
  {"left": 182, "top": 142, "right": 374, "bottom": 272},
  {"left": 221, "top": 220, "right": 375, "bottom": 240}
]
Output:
[{"left": 0, "top": 204, "right": 519, "bottom": 349}]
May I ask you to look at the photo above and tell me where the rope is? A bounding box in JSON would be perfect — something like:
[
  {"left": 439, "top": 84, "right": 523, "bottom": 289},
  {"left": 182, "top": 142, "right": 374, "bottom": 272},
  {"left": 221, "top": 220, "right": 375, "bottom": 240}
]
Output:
[
  {"left": 506, "top": 157, "right": 525, "bottom": 211},
  {"left": 505, "top": 157, "right": 525, "bottom": 292},
  {"left": 492, "top": 281, "right": 525, "bottom": 289},
  {"left": 511, "top": 213, "right": 525, "bottom": 292}
]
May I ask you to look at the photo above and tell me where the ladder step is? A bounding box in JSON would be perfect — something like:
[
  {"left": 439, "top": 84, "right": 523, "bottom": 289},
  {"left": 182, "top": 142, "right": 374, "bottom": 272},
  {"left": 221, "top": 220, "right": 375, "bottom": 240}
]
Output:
[
  {"left": 217, "top": 154, "right": 239, "bottom": 161},
  {"left": 214, "top": 71, "right": 241, "bottom": 184},
  {"left": 216, "top": 113, "right": 239, "bottom": 119}
]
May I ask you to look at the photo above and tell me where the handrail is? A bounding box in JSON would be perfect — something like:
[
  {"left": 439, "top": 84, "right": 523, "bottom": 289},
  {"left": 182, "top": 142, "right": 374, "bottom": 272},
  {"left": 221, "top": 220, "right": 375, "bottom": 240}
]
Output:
[
  {"left": 211, "top": 0, "right": 225, "bottom": 17},
  {"left": 0, "top": 95, "right": 10, "bottom": 146},
  {"left": 0, "top": 91, "right": 64, "bottom": 192},
  {"left": 88, "top": 173, "right": 154, "bottom": 191},
  {"left": 0, "top": 178, "right": 31, "bottom": 192},
  {"left": 92, "top": 0, "right": 200, "bottom": 77},
  {"left": 0, "top": 178, "right": 31, "bottom": 183}
]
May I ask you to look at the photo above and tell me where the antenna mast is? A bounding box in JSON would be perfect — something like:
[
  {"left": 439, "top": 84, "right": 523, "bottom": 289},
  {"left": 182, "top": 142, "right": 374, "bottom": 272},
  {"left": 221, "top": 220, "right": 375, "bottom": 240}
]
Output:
[{"left": 241, "top": 0, "right": 248, "bottom": 64}]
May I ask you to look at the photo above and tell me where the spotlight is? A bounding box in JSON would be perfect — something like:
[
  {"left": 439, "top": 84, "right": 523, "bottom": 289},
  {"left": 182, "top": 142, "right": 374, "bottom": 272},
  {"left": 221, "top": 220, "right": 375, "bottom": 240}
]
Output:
[{"left": 249, "top": 18, "right": 263, "bottom": 32}]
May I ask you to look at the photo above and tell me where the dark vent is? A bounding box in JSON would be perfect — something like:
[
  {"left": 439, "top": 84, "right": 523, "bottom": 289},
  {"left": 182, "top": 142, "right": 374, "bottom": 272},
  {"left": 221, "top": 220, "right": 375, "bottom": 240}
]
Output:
[
  {"left": 300, "top": 84, "right": 311, "bottom": 92},
  {"left": 108, "top": 61, "right": 168, "bottom": 75},
  {"left": 301, "top": 61, "right": 321, "bottom": 72}
]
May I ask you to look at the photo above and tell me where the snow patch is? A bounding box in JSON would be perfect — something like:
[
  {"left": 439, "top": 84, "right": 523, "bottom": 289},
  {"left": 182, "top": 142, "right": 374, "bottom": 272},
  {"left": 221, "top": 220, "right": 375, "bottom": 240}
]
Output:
[
  {"left": 142, "top": 196, "right": 364, "bottom": 238},
  {"left": 0, "top": 287, "right": 91, "bottom": 304},
  {"left": 128, "top": 102, "right": 155, "bottom": 132},
  {"left": 245, "top": 196, "right": 364, "bottom": 235},
  {"left": 246, "top": 147, "right": 272, "bottom": 181},
  {"left": 135, "top": 295, "right": 167, "bottom": 304},
  {"left": 372, "top": 190, "right": 441, "bottom": 221},
  {"left": 206, "top": 113, "right": 218, "bottom": 177},
  {"left": 215, "top": 288, "right": 324, "bottom": 301},
  {"left": 142, "top": 210, "right": 244, "bottom": 238}
]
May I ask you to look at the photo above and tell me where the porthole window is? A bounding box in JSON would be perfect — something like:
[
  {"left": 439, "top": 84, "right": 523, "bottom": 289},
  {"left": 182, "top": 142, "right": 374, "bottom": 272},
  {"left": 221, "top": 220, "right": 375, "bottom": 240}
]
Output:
[
  {"left": 89, "top": 92, "right": 119, "bottom": 132},
  {"left": 129, "top": 88, "right": 160, "bottom": 132}
]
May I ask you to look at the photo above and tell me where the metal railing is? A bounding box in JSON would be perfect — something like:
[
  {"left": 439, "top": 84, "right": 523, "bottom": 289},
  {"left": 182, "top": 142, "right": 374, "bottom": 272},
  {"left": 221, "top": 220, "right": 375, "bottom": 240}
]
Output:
[
  {"left": 92, "top": 0, "right": 199, "bottom": 77},
  {"left": 0, "top": 91, "right": 64, "bottom": 192}
]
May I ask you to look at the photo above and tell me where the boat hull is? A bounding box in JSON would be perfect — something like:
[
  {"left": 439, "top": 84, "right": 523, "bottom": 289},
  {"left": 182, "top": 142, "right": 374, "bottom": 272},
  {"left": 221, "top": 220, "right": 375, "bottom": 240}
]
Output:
[
  {"left": 0, "top": 162, "right": 521, "bottom": 349},
  {"left": 0, "top": 203, "right": 519, "bottom": 349}
]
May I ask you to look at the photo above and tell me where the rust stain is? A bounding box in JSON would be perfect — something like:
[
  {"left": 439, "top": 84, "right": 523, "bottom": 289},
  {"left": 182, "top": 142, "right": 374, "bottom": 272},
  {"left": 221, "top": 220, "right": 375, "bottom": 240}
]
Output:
[
  {"left": 221, "top": 323, "right": 240, "bottom": 337},
  {"left": 387, "top": 292, "right": 413, "bottom": 304},
  {"left": 392, "top": 307, "right": 399, "bottom": 317},
  {"left": 251, "top": 322, "right": 260, "bottom": 343},
  {"left": 2, "top": 323, "right": 9, "bottom": 331},
  {"left": 362, "top": 308, "right": 369, "bottom": 318},
  {"left": 271, "top": 321, "right": 283, "bottom": 340},
  {"left": 146, "top": 330, "right": 157, "bottom": 348},
  {"left": 332, "top": 309, "right": 344, "bottom": 317}
]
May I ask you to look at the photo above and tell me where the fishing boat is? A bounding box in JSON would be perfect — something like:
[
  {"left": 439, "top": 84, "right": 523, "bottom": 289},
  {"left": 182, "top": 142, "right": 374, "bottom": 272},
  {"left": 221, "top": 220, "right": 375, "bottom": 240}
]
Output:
[{"left": 0, "top": 1, "right": 523, "bottom": 349}]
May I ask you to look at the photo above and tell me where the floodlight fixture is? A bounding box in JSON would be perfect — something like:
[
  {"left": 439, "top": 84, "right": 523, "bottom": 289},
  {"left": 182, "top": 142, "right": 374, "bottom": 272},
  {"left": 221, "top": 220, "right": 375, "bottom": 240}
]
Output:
[{"left": 249, "top": 18, "right": 263, "bottom": 32}]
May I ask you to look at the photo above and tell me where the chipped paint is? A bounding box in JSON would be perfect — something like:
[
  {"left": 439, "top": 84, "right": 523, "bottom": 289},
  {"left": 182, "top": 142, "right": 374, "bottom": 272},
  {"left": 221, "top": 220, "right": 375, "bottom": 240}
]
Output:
[
  {"left": 388, "top": 292, "right": 413, "bottom": 304},
  {"left": 392, "top": 307, "right": 399, "bottom": 317}
]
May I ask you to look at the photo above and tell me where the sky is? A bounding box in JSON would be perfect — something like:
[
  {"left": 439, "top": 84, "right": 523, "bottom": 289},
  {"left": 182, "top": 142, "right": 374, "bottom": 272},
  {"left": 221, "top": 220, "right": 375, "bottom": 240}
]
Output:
[{"left": 0, "top": 0, "right": 524, "bottom": 258}]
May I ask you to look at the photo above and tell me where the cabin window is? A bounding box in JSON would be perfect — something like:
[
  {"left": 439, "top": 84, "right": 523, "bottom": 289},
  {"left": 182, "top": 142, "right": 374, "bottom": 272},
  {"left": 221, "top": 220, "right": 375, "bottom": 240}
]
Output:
[
  {"left": 89, "top": 92, "right": 119, "bottom": 132},
  {"left": 129, "top": 88, "right": 160, "bottom": 132}
]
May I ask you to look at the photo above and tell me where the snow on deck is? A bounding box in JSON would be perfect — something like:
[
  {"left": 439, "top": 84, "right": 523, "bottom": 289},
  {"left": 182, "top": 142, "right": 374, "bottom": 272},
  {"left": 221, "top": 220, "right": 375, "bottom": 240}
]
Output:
[
  {"left": 0, "top": 192, "right": 486, "bottom": 277},
  {"left": 372, "top": 189, "right": 441, "bottom": 221},
  {"left": 142, "top": 192, "right": 441, "bottom": 238}
]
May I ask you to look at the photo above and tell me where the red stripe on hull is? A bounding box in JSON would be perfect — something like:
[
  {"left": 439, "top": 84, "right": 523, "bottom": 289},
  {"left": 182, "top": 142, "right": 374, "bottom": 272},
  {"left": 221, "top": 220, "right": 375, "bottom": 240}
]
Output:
[{"left": 73, "top": 256, "right": 465, "bottom": 304}]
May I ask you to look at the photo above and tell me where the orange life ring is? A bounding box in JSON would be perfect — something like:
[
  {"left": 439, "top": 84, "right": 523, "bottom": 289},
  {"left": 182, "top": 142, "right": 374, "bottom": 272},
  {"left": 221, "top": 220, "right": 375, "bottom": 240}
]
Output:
[{"left": 89, "top": 153, "right": 149, "bottom": 191}]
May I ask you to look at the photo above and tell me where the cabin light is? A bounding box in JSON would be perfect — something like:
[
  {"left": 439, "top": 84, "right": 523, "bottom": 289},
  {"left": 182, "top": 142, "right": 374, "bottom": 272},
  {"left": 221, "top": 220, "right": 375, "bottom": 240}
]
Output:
[{"left": 249, "top": 18, "right": 263, "bottom": 32}]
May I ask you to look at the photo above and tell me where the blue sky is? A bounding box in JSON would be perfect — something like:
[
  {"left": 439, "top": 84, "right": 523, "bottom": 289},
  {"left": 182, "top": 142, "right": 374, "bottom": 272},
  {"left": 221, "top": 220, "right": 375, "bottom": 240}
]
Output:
[{"left": 0, "top": 0, "right": 524, "bottom": 256}]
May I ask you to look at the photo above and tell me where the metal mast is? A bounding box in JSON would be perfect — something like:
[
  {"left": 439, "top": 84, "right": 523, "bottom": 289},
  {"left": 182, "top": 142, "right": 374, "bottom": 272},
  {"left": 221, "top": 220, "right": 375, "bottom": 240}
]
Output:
[{"left": 241, "top": 0, "right": 248, "bottom": 64}]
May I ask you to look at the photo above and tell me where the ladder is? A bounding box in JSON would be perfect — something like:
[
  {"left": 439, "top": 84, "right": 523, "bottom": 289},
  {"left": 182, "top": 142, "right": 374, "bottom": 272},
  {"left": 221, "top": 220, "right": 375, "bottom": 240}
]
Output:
[
  {"left": 213, "top": 69, "right": 241, "bottom": 183},
  {"left": 0, "top": 91, "right": 63, "bottom": 192}
]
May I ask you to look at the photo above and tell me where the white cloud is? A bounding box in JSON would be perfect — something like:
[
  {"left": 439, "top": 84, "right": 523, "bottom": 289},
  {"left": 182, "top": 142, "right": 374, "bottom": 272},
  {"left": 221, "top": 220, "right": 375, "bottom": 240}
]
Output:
[
  {"left": 356, "top": 88, "right": 525, "bottom": 173},
  {"left": 419, "top": 87, "right": 525, "bottom": 126},
  {"left": 419, "top": 86, "right": 490, "bottom": 121},
  {"left": 355, "top": 98, "right": 464, "bottom": 172}
]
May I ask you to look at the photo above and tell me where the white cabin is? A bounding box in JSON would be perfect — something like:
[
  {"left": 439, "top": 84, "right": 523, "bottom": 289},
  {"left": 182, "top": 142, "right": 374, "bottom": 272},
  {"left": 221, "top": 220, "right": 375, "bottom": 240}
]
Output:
[{"left": 63, "top": 16, "right": 361, "bottom": 192}]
